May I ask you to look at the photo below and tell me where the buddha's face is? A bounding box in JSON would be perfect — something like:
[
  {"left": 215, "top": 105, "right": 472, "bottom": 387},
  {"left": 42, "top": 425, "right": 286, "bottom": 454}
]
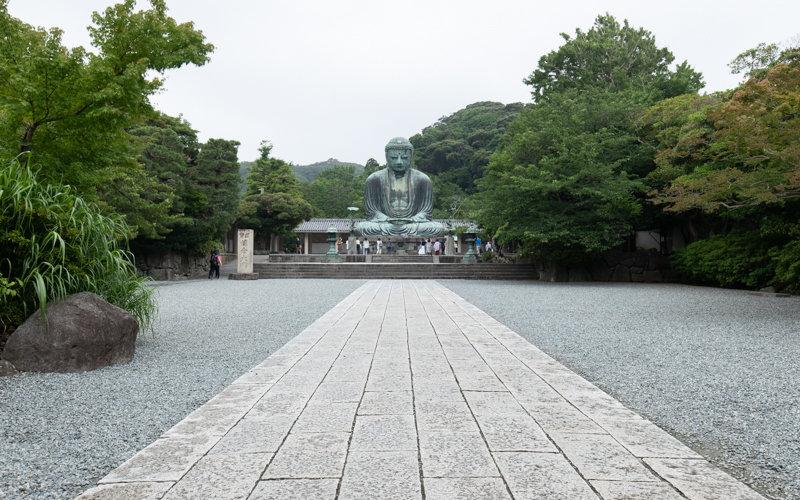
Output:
[{"left": 386, "top": 148, "right": 412, "bottom": 174}]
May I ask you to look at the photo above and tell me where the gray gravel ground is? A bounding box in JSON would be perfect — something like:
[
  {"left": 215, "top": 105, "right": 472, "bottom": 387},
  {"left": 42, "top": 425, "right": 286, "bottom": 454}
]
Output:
[
  {"left": 0, "top": 279, "right": 365, "bottom": 500},
  {"left": 441, "top": 280, "right": 800, "bottom": 500}
]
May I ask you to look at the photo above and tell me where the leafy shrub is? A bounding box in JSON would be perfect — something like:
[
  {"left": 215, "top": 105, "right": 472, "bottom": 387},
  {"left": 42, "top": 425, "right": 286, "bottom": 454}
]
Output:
[
  {"left": 0, "top": 155, "right": 157, "bottom": 341},
  {"left": 771, "top": 239, "right": 800, "bottom": 294},
  {"left": 671, "top": 230, "right": 777, "bottom": 289}
]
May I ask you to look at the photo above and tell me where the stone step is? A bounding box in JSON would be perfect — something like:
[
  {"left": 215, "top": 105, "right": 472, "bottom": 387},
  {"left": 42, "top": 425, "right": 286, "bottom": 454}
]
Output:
[{"left": 252, "top": 263, "right": 538, "bottom": 280}]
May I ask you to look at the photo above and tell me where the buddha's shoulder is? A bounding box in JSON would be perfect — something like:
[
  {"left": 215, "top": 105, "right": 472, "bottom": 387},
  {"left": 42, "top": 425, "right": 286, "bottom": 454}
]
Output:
[
  {"left": 410, "top": 168, "right": 433, "bottom": 183},
  {"left": 365, "top": 169, "right": 387, "bottom": 183}
]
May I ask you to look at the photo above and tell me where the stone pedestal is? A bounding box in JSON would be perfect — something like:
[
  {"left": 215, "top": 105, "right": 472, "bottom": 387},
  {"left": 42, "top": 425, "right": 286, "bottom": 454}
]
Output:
[
  {"left": 445, "top": 235, "right": 455, "bottom": 256},
  {"left": 237, "top": 229, "right": 254, "bottom": 274},
  {"left": 348, "top": 235, "right": 356, "bottom": 255}
]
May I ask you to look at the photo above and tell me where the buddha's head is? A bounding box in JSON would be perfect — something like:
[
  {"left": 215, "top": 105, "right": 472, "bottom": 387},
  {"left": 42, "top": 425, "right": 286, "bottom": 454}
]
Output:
[{"left": 385, "top": 137, "right": 413, "bottom": 175}]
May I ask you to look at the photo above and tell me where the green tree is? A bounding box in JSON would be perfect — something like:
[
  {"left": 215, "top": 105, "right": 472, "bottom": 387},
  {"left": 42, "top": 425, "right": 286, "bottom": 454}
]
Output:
[
  {"left": 0, "top": 0, "right": 213, "bottom": 238},
  {"left": 123, "top": 115, "right": 241, "bottom": 252},
  {"left": 245, "top": 142, "right": 302, "bottom": 196},
  {"left": 302, "top": 165, "right": 361, "bottom": 218},
  {"left": 479, "top": 90, "right": 646, "bottom": 262},
  {"left": 478, "top": 14, "right": 704, "bottom": 262},
  {"left": 524, "top": 13, "right": 703, "bottom": 102},
  {"left": 238, "top": 142, "right": 313, "bottom": 246},
  {"left": 644, "top": 54, "right": 800, "bottom": 291},
  {"left": 188, "top": 137, "right": 242, "bottom": 246},
  {"left": 364, "top": 158, "right": 380, "bottom": 173}
]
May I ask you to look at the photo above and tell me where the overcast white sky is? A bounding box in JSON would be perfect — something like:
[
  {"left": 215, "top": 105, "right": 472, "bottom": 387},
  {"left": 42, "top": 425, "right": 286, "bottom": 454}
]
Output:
[{"left": 8, "top": 1, "right": 800, "bottom": 165}]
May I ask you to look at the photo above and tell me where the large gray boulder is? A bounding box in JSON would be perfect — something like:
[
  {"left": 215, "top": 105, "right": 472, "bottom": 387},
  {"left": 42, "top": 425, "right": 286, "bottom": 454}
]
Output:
[{"left": 1, "top": 292, "right": 138, "bottom": 373}]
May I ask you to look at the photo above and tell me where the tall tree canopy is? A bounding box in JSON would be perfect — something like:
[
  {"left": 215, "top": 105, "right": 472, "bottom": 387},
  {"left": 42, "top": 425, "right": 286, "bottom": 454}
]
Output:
[
  {"left": 238, "top": 143, "right": 313, "bottom": 243},
  {"left": 0, "top": 0, "right": 214, "bottom": 243},
  {"left": 642, "top": 53, "right": 800, "bottom": 291},
  {"left": 113, "top": 114, "right": 241, "bottom": 250},
  {"left": 479, "top": 14, "right": 704, "bottom": 262},
  {"left": 524, "top": 13, "right": 703, "bottom": 102},
  {"left": 0, "top": 0, "right": 213, "bottom": 188}
]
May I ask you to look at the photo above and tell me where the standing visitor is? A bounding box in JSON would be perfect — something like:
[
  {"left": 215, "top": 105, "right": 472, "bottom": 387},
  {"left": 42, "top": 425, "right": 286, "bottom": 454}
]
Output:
[
  {"left": 476, "top": 236, "right": 482, "bottom": 256},
  {"left": 425, "top": 238, "right": 432, "bottom": 255},
  {"left": 296, "top": 236, "right": 302, "bottom": 254},
  {"left": 364, "top": 237, "right": 370, "bottom": 254},
  {"left": 433, "top": 240, "right": 441, "bottom": 256},
  {"left": 485, "top": 241, "right": 492, "bottom": 253},
  {"left": 377, "top": 238, "right": 383, "bottom": 254},
  {"left": 356, "top": 238, "right": 362, "bottom": 254},
  {"left": 386, "top": 238, "right": 393, "bottom": 254},
  {"left": 418, "top": 242, "right": 426, "bottom": 255},
  {"left": 208, "top": 250, "right": 221, "bottom": 279},
  {"left": 337, "top": 237, "right": 344, "bottom": 254}
]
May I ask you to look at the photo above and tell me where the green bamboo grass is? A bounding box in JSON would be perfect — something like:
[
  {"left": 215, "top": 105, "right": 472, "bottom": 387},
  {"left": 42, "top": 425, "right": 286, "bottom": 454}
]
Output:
[{"left": 0, "top": 155, "right": 157, "bottom": 333}]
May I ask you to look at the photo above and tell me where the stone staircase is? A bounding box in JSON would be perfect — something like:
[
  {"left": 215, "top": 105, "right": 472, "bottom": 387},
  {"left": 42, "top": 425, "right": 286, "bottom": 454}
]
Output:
[
  {"left": 252, "top": 262, "right": 539, "bottom": 280},
  {"left": 369, "top": 255, "right": 433, "bottom": 263}
]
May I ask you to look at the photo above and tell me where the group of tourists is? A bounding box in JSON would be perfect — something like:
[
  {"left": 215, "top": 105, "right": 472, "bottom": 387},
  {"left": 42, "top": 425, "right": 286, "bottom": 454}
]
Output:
[
  {"left": 341, "top": 237, "right": 390, "bottom": 254},
  {"left": 334, "top": 237, "right": 458, "bottom": 255},
  {"left": 416, "top": 238, "right": 452, "bottom": 256}
]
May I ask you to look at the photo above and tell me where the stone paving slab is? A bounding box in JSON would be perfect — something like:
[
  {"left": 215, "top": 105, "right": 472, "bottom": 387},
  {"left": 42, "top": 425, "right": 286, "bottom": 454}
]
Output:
[{"left": 77, "top": 280, "right": 767, "bottom": 499}]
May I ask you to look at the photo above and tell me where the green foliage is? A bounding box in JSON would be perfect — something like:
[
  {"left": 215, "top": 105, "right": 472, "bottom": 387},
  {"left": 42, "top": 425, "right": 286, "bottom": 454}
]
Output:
[
  {"left": 477, "top": 14, "right": 706, "bottom": 263},
  {"left": 124, "top": 115, "right": 241, "bottom": 253},
  {"left": 409, "top": 101, "right": 523, "bottom": 193},
  {"left": 649, "top": 59, "right": 800, "bottom": 213},
  {"left": 238, "top": 143, "right": 313, "bottom": 240},
  {"left": 0, "top": 156, "right": 157, "bottom": 336},
  {"left": 302, "top": 165, "right": 362, "bottom": 218},
  {"left": 524, "top": 13, "right": 703, "bottom": 102},
  {"left": 0, "top": 0, "right": 213, "bottom": 189},
  {"left": 671, "top": 231, "right": 777, "bottom": 289},
  {"left": 728, "top": 41, "right": 800, "bottom": 81},
  {"left": 245, "top": 142, "right": 303, "bottom": 196},
  {"left": 291, "top": 159, "right": 364, "bottom": 182},
  {"left": 237, "top": 192, "right": 314, "bottom": 237},
  {"left": 478, "top": 88, "right": 650, "bottom": 262}
]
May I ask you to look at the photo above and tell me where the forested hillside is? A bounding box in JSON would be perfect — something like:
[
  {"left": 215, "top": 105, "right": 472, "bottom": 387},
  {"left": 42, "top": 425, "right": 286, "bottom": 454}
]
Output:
[
  {"left": 291, "top": 159, "right": 364, "bottom": 182},
  {"left": 410, "top": 101, "right": 522, "bottom": 194}
]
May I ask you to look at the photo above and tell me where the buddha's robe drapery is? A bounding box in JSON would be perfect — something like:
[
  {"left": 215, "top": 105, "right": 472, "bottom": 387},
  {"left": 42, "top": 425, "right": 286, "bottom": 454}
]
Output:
[{"left": 354, "top": 168, "right": 444, "bottom": 237}]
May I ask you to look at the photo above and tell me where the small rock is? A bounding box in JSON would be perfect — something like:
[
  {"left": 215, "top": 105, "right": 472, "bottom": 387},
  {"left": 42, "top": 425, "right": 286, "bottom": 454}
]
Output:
[{"left": 0, "top": 359, "right": 17, "bottom": 376}]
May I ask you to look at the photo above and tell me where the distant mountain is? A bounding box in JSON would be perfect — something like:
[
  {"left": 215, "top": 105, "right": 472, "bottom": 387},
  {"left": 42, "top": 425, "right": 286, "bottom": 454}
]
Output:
[{"left": 291, "top": 158, "right": 364, "bottom": 182}]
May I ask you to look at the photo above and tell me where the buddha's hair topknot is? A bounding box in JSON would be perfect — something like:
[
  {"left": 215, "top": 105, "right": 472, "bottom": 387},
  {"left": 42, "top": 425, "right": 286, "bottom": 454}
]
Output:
[{"left": 385, "top": 137, "right": 413, "bottom": 152}]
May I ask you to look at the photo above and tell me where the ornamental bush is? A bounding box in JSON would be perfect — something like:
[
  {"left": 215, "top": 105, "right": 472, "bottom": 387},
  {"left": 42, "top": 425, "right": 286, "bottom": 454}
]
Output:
[{"left": 0, "top": 155, "right": 157, "bottom": 348}]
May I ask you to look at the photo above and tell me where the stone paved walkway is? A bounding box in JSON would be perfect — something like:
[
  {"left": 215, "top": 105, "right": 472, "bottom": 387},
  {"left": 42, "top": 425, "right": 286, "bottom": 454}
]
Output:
[{"left": 77, "top": 281, "right": 766, "bottom": 499}]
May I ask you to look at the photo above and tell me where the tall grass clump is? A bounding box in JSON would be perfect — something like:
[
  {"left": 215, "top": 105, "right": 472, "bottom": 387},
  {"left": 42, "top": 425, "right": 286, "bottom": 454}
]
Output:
[{"left": 0, "top": 155, "right": 157, "bottom": 344}]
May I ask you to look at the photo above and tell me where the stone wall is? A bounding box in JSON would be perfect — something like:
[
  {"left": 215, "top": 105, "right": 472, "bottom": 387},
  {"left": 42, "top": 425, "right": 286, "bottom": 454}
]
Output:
[
  {"left": 133, "top": 250, "right": 236, "bottom": 281},
  {"left": 534, "top": 248, "right": 680, "bottom": 283}
]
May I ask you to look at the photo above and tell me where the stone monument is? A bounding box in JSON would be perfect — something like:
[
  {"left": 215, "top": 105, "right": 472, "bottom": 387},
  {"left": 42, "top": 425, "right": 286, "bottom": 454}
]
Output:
[
  {"left": 229, "top": 229, "right": 258, "bottom": 280},
  {"left": 353, "top": 137, "right": 444, "bottom": 238},
  {"left": 238, "top": 229, "right": 254, "bottom": 274}
]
